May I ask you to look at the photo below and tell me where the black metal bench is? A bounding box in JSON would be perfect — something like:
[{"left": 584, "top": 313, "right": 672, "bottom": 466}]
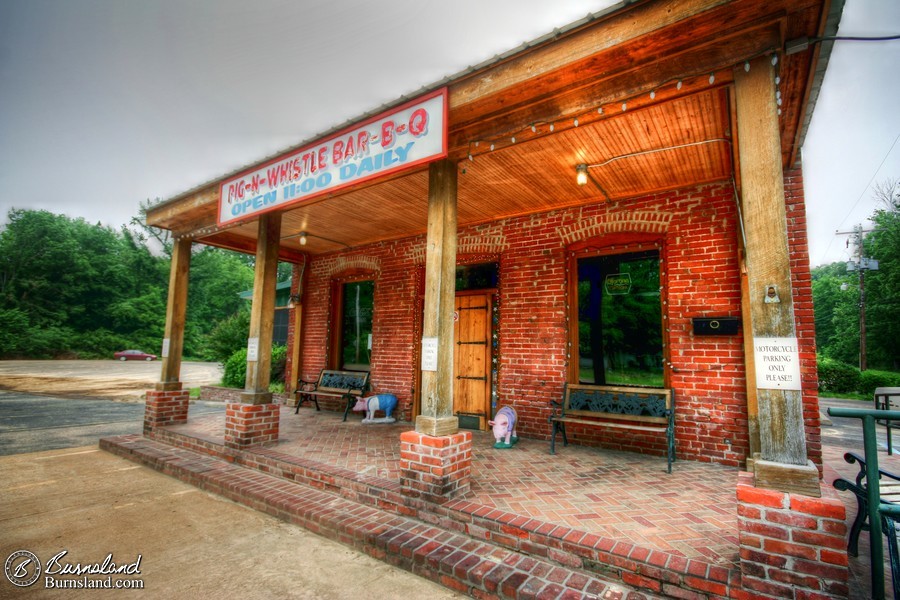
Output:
[
  {"left": 294, "top": 369, "right": 370, "bottom": 421},
  {"left": 549, "top": 383, "right": 675, "bottom": 473}
]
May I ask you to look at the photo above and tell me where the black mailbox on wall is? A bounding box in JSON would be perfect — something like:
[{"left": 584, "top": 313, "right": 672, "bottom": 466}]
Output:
[{"left": 692, "top": 317, "right": 740, "bottom": 336}]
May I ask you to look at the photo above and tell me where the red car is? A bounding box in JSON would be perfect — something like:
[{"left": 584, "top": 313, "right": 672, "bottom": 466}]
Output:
[{"left": 114, "top": 350, "right": 157, "bottom": 361}]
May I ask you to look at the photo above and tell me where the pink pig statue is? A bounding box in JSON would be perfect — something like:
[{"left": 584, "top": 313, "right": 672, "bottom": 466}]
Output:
[
  {"left": 352, "top": 394, "right": 398, "bottom": 424},
  {"left": 488, "top": 406, "right": 518, "bottom": 449}
]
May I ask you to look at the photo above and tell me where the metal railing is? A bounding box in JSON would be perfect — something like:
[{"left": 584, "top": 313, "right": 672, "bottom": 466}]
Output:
[{"left": 827, "top": 406, "right": 900, "bottom": 600}]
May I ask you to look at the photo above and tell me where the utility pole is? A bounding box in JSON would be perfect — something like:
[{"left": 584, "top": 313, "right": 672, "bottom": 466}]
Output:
[{"left": 837, "top": 225, "right": 879, "bottom": 371}]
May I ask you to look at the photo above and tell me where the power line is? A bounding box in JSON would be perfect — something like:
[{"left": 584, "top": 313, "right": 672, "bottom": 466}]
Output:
[{"left": 819, "top": 132, "right": 900, "bottom": 264}]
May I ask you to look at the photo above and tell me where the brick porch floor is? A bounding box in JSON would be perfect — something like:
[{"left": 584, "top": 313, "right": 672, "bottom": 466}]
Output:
[
  {"left": 101, "top": 397, "right": 899, "bottom": 598},
  {"left": 164, "top": 405, "right": 740, "bottom": 567}
]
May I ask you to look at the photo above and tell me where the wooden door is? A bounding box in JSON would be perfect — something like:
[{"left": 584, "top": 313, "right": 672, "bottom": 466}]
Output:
[{"left": 453, "top": 293, "right": 492, "bottom": 430}]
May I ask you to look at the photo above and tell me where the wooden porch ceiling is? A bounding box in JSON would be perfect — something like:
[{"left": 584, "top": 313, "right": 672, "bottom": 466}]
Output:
[{"left": 146, "top": 0, "right": 829, "bottom": 261}]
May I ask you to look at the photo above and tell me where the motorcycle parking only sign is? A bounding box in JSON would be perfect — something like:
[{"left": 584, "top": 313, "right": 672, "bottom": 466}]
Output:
[{"left": 753, "top": 337, "right": 802, "bottom": 391}]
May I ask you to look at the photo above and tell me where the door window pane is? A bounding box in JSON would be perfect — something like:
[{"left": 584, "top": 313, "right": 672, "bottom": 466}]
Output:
[
  {"left": 340, "top": 280, "right": 374, "bottom": 371},
  {"left": 576, "top": 250, "right": 663, "bottom": 386}
]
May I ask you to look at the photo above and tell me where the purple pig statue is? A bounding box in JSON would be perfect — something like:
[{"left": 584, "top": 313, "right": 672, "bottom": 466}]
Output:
[
  {"left": 488, "top": 406, "right": 518, "bottom": 449},
  {"left": 353, "top": 394, "right": 398, "bottom": 424}
]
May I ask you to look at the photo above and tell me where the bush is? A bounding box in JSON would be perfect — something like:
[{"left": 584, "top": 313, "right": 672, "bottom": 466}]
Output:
[
  {"left": 202, "top": 309, "right": 251, "bottom": 363},
  {"left": 221, "top": 344, "right": 288, "bottom": 390},
  {"left": 270, "top": 344, "right": 287, "bottom": 385},
  {"left": 817, "top": 357, "right": 861, "bottom": 394},
  {"left": 860, "top": 369, "right": 900, "bottom": 396},
  {"left": 222, "top": 348, "right": 248, "bottom": 388}
]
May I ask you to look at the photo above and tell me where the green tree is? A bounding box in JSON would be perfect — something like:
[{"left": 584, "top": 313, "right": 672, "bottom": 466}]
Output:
[{"left": 864, "top": 179, "right": 900, "bottom": 369}]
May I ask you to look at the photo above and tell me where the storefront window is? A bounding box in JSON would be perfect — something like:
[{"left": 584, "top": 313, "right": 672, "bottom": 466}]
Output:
[
  {"left": 339, "top": 280, "right": 374, "bottom": 371},
  {"left": 575, "top": 249, "right": 663, "bottom": 387}
]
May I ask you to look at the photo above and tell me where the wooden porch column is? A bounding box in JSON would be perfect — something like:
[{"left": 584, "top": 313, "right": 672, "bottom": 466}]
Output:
[
  {"left": 241, "top": 212, "right": 282, "bottom": 404},
  {"left": 735, "top": 56, "right": 817, "bottom": 496},
  {"left": 156, "top": 237, "right": 192, "bottom": 391},
  {"left": 417, "top": 159, "right": 459, "bottom": 436},
  {"left": 144, "top": 237, "right": 191, "bottom": 433}
]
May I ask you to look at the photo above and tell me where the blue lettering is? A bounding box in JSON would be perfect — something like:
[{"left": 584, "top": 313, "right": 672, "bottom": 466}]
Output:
[
  {"left": 357, "top": 156, "right": 374, "bottom": 177},
  {"left": 340, "top": 164, "right": 356, "bottom": 180},
  {"left": 300, "top": 178, "right": 316, "bottom": 193},
  {"left": 316, "top": 172, "right": 332, "bottom": 188},
  {"left": 393, "top": 142, "right": 414, "bottom": 163},
  {"left": 283, "top": 184, "right": 296, "bottom": 200},
  {"left": 263, "top": 191, "right": 277, "bottom": 205}
]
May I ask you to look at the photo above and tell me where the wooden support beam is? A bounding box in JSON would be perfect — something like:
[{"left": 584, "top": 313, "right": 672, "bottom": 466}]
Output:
[
  {"left": 417, "top": 159, "right": 459, "bottom": 437},
  {"left": 195, "top": 230, "right": 307, "bottom": 264},
  {"left": 156, "top": 237, "right": 192, "bottom": 391},
  {"left": 735, "top": 56, "right": 817, "bottom": 495},
  {"left": 242, "top": 213, "right": 282, "bottom": 404}
]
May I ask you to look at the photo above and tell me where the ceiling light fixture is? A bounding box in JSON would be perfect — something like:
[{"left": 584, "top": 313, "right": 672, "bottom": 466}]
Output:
[
  {"left": 299, "top": 232, "right": 308, "bottom": 245},
  {"left": 575, "top": 164, "right": 589, "bottom": 186}
]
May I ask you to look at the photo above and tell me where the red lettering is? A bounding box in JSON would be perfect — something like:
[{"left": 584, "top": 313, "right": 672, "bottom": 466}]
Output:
[
  {"left": 317, "top": 147, "right": 328, "bottom": 170},
  {"left": 381, "top": 120, "right": 395, "bottom": 148},
  {"left": 248, "top": 175, "right": 261, "bottom": 195},
  {"left": 332, "top": 140, "right": 344, "bottom": 165},
  {"left": 266, "top": 166, "right": 280, "bottom": 187},
  {"left": 343, "top": 135, "right": 355, "bottom": 161},
  {"left": 409, "top": 108, "right": 428, "bottom": 136},
  {"left": 357, "top": 131, "right": 370, "bottom": 155}
]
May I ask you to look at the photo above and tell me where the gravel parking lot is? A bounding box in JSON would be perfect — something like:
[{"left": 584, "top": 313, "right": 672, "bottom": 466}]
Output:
[{"left": 0, "top": 360, "right": 222, "bottom": 401}]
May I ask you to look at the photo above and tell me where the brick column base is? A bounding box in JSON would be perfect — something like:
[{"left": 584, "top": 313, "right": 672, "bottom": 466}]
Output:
[
  {"left": 144, "top": 389, "right": 190, "bottom": 433},
  {"left": 224, "top": 403, "right": 280, "bottom": 449},
  {"left": 399, "top": 430, "right": 472, "bottom": 502},
  {"left": 736, "top": 472, "right": 849, "bottom": 598}
]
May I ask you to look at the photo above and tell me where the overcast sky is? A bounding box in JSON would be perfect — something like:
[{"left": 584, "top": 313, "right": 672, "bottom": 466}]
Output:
[{"left": 1, "top": 0, "right": 897, "bottom": 267}]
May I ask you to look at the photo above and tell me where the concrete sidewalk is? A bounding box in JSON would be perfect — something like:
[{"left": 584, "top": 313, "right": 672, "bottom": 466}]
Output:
[{"left": 0, "top": 446, "right": 464, "bottom": 599}]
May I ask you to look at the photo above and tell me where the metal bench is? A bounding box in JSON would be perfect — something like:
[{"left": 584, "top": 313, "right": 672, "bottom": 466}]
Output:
[
  {"left": 294, "top": 369, "right": 370, "bottom": 421},
  {"left": 833, "top": 451, "right": 900, "bottom": 557},
  {"left": 549, "top": 383, "right": 675, "bottom": 473}
]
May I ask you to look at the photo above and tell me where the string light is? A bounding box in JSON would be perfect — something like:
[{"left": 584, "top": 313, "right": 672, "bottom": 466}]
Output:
[{"left": 463, "top": 58, "right": 776, "bottom": 162}]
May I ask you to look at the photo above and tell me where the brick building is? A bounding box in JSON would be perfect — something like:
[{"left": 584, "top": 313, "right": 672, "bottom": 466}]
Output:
[{"left": 136, "top": 1, "right": 855, "bottom": 597}]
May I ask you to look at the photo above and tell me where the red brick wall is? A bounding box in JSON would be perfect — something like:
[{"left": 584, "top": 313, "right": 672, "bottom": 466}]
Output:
[
  {"left": 736, "top": 472, "right": 848, "bottom": 598},
  {"left": 286, "top": 172, "right": 821, "bottom": 469}
]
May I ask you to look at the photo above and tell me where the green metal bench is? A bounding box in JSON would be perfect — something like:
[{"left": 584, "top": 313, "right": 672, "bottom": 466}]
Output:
[
  {"left": 549, "top": 383, "right": 675, "bottom": 473},
  {"left": 828, "top": 406, "right": 900, "bottom": 600},
  {"left": 294, "top": 369, "right": 370, "bottom": 421}
]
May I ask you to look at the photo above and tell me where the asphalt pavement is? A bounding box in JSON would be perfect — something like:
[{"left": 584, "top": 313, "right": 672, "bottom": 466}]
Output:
[{"left": 0, "top": 390, "right": 225, "bottom": 456}]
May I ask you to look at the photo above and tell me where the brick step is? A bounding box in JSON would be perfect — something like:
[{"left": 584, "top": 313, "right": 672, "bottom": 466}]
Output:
[{"left": 101, "top": 434, "right": 660, "bottom": 599}]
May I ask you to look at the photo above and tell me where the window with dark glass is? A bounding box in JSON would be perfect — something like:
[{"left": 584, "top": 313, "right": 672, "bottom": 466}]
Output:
[
  {"left": 273, "top": 308, "right": 289, "bottom": 346},
  {"left": 575, "top": 249, "right": 663, "bottom": 387},
  {"left": 339, "top": 280, "right": 374, "bottom": 371},
  {"left": 456, "top": 262, "right": 498, "bottom": 291}
]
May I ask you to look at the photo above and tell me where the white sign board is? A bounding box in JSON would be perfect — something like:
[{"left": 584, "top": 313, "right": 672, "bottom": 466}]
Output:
[
  {"left": 247, "top": 337, "right": 259, "bottom": 362},
  {"left": 754, "top": 337, "right": 802, "bottom": 391},
  {"left": 421, "top": 337, "right": 438, "bottom": 371},
  {"left": 161, "top": 338, "right": 170, "bottom": 358},
  {"left": 218, "top": 88, "right": 448, "bottom": 226}
]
